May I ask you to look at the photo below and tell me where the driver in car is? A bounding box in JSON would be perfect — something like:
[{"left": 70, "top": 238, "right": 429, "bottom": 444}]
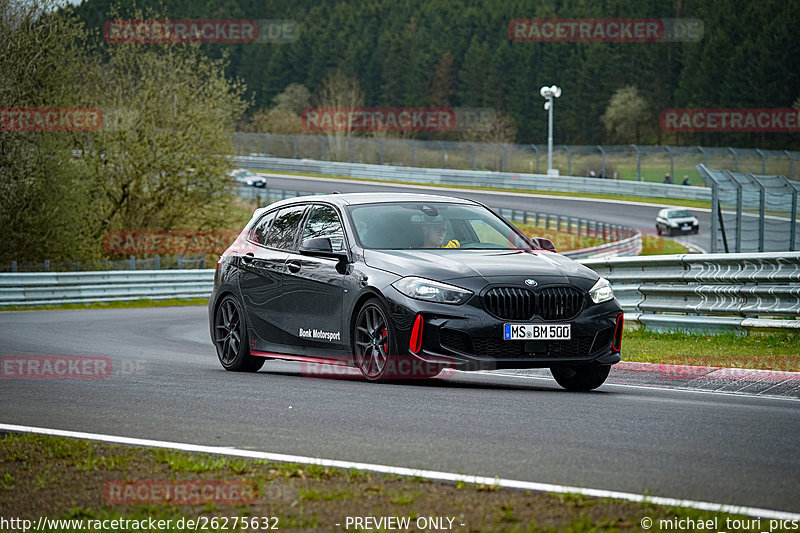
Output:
[{"left": 421, "top": 219, "right": 460, "bottom": 248}]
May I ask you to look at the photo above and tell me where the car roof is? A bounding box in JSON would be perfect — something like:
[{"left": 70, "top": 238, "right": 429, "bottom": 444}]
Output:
[{"left": 270, "top": 192, "right": 478, "bottom": 208}]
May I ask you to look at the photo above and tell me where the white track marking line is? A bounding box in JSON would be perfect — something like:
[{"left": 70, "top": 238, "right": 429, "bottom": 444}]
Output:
[
  {"left": 2, "top": 423, "right": 798, "bottom": 521},
  {"left": 469, "top": 370, "right": 800, "bottom": 403}
]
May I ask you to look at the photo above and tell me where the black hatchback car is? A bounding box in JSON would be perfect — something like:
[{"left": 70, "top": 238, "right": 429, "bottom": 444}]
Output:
[{"left": 209, "top": 193, "right": 623, "bottom": 391}]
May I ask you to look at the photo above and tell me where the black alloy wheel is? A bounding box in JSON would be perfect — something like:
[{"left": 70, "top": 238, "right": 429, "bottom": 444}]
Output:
[
  {"left": 353, "top": 299, "right": 395, "bottom": 380},
  {"left": 214, "top": 295, "right": 264, "bottom": 372}
]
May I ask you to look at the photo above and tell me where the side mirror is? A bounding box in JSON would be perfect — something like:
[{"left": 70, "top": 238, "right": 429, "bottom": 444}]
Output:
[
  {"left": 532, "top": 237, "right": 557, "bottom": 253},
  {"left": 299, "top": 237, "right": 349, "bottom": 260}
]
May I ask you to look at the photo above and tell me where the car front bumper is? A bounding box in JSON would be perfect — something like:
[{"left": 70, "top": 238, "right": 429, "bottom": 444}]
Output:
[{"left": 384, "top": 291, "right": 623, "bottom": 371}]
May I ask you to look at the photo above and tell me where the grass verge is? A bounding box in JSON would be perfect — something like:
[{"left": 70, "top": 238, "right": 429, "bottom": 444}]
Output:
[
  {"left": 622, "top": 329, "right": 800, "bottom": 372},
  {"left": 0, "top": 433, "right": 774, "bottom": 533}
]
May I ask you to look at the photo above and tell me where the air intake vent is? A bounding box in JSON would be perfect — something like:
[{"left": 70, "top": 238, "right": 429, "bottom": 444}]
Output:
[{"left": 483, "top": 286, "right": 583, "bottom": 321}]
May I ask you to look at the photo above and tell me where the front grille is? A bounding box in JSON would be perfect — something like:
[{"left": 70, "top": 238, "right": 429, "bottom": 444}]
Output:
[
  {"left": 483, "top": 286, "right": 584, "bottom": 321},
  {"left": 472, "top": 336, "right": 595, "bottom": 358}
]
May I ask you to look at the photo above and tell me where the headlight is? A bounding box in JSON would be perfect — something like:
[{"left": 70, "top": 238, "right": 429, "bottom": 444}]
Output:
[
  {"left": 589, "top": 277, "right": 614, "bottom": 304},
  {"left": 392, "top": 277, "right": 473, "bottom": 305}
]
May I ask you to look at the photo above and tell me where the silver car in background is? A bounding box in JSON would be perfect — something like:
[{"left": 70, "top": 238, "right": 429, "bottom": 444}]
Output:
[{"left": 656, "top": 208, "right": 699, "bottom": 236}]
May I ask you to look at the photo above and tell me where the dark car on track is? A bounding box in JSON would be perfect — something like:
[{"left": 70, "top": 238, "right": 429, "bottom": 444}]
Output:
[{"left": 209, "top": 193, "right": 624, "bottom": 391}]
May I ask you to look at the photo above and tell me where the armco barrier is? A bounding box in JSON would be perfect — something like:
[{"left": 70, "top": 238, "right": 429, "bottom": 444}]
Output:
[
  {"left": 582, "top": 251, "right": 800, "bottom": 332},
  {"left": 2, "top": 253, "right": 799, "bottom": 333},
  {"left": 0, "top": 270, "right": 213, "bottom": 306},
  {"left": 234, "top": 156, "right": 714, "bottom": 203}
]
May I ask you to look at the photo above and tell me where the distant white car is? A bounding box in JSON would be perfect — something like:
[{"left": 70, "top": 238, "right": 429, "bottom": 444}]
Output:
[
  {"left": 656, "top": 208, "right": 699, "bottom": 236},
  {"left": 230, "top": 169, "right": 266, "bottom": 188}
]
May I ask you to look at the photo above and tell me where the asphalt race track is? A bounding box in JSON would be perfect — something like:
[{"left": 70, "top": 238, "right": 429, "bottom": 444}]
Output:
[
  {"left": 258, "top": 174, "right": 712, "bottom": 251},
  {"left": 2, "top": 307, "right": 799, "bottom": 514}
]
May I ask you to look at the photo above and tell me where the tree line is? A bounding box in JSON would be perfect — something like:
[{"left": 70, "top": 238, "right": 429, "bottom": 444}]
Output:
[{"left": 74, "top": 0, "right": 800, "bottom": 148}]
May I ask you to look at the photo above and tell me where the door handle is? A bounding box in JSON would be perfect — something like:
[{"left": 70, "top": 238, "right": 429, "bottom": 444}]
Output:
[
  {"left": 286, "top": 261, "right": 301, "bottom": 273},
  {"left": 242, "top": 253, "right": 254, "bottom": 264}
]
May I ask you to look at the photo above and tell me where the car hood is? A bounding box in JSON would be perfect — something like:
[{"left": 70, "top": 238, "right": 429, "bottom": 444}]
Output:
[{"left": 362, "top": 249, "right": 599, "bottom": 284}]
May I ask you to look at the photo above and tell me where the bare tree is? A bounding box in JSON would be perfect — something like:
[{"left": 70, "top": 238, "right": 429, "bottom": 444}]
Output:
[
  {"left": 461, "top": 109, "right": 518, "bottom": 144},
  {"left": 312, "top": 70, "right": 365, "bottom": 161}
]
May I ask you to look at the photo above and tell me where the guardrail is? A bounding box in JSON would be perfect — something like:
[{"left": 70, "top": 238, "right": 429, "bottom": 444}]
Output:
[
  {"left": 582, "top": 251, "right": 800, "bottom": 332},
  {"left": 234, "top": 156, "right": 714, "bottom": 203},
  {"left": 234, "top": 132, "right": 800, "bottom": 180},
  {"left": 0, "top": 270, "right": 213, "bottom": 306},
  {"left": 3, "top": 253, "right": 798, "bottom": 334}
]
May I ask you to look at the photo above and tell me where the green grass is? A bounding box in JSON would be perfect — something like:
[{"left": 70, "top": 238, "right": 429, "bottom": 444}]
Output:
[
  {"left": 1, "top": 433, "right": 777, "bottom": 533},
  {"left": 623, "top": 328, "right": 800, "bottom": 371}
]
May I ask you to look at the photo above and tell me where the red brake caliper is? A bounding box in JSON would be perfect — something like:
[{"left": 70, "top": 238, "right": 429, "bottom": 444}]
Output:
[{"left": 382, "top": 328, "right": 388, "bottom": 352}]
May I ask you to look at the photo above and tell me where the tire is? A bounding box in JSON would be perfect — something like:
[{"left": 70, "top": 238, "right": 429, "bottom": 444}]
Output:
[
  {"left": 656, "top": 225, "right": 662, "bottom": 236},
  {"left": 213, "top": 295, "right": 265, "bottom": 372},
  {"left": 692, "top": 226, "right": 699, "bottom": 234},
  {"left": 352, "top": 298, "right": 398, "bottom": 380},
  {"left": 550, "top": 365, "right": 611, "bottom": 391}
]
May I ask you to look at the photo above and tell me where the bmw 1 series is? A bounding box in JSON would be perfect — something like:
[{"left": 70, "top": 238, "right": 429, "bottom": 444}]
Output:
[{"left": 209, "top": 193, "right": 623, "bottom": 391}]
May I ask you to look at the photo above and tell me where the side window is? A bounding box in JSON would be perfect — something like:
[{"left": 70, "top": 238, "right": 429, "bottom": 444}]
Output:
[
  {"left": 301, "top": 205, "right": 345, "bottom": 251},
  {"left": 251, "top": 210, "right": 277, "bottom": 245},
  {"left": 265, "top": 205, "right": 308, "bottom": 250}
]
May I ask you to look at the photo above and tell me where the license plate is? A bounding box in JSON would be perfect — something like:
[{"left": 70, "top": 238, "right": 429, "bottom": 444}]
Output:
[
  {"left": 504, "top": 324, "right": 571, "bottom": 340},
  {"left": 681, "top": 224, "right": 691, "bottom": 229}
]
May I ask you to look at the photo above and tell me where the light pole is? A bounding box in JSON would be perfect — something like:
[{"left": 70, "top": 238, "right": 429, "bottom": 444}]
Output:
[{"left": 539, "top": 85, "right": 561, "bottom": 176}]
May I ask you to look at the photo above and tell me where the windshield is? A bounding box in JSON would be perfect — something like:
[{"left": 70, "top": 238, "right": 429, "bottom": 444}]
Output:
[
  {"left": 348, "top": 202, "right": 533, "bottom": 250},
  {"left": 667, "top": 210, "right": 693, "bottom": 218}
]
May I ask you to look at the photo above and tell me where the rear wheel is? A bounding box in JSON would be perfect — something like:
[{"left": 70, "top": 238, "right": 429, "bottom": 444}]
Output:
[
  {"left": 550, "top": 365, "right": 610, "bottom": 391},
  {"left": 214, "top": 295, "right": 265, "bottom": 372}
]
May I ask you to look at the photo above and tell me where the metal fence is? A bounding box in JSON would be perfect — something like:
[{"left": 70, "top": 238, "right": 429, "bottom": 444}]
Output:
[
  {"left": 0, "top": 270, "right": 213, "bottom": 306},
  {"left": 697, "top": 165, "right": 800, "bottom": 253},
  {"left": 1, "top": 254, "right": 208, "bottom": 273},
  {"left": 583, "top": 251, "right": 800, "bottom": 332},
  {"left": 235, "top": 156, "right": 714, "bottom": 203},
  {"left": 3, "top": 252, "right": 798, "bottom": 334},
  {"left": 233, "top": 132, "right": 800, "bottom": 182}
]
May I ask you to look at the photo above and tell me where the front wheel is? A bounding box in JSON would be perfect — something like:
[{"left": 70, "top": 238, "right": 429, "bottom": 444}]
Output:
[
  {"left": 550, "top": 365, "right": 611, "bottom": 391},
  {"left": 353, "top": 298, "right": 396, "bottom": 380},
  {"left": 214, "top": 295, "right": 265, "bottom": 372}
]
